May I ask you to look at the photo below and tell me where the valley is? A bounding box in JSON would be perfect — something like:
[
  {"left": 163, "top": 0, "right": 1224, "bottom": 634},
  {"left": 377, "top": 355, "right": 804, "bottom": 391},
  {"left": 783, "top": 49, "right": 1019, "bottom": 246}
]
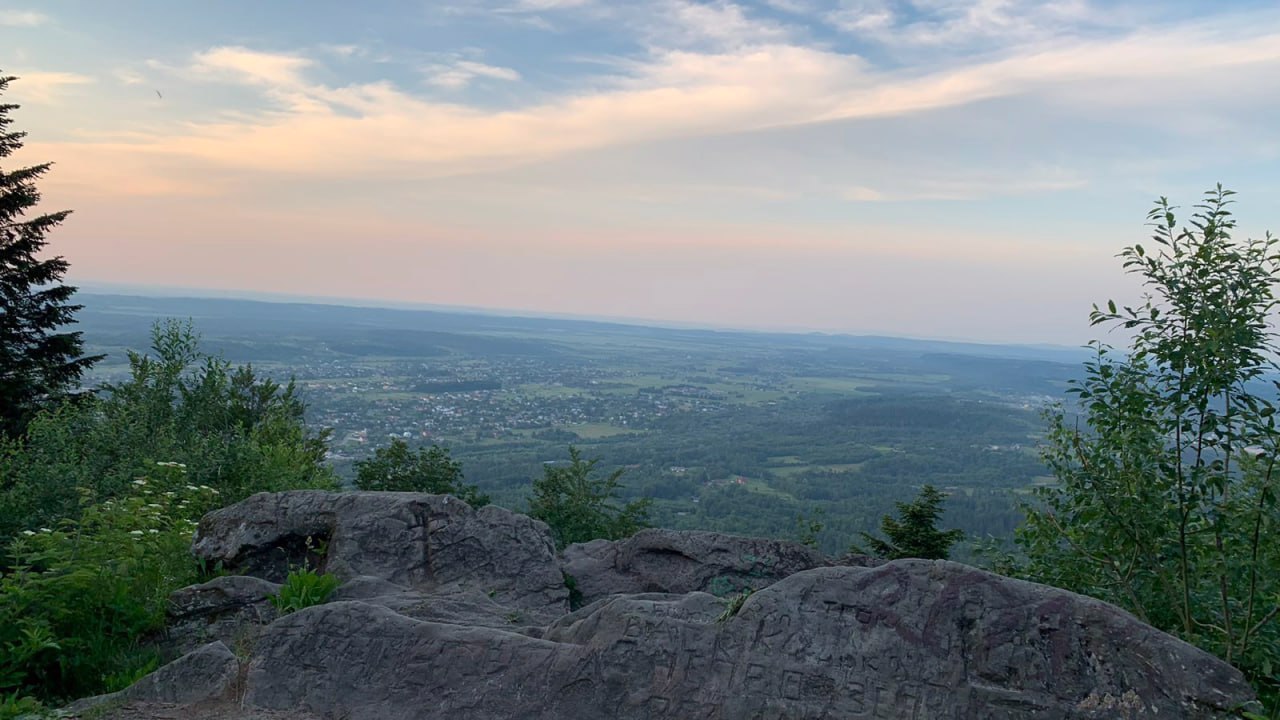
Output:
[{"left": 77, "top": 292, "right": 1081, "bottom": 557}]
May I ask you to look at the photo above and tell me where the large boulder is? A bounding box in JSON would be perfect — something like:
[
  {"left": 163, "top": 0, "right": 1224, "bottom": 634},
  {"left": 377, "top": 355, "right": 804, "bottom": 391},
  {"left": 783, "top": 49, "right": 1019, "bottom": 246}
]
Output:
[
  {"left": 220, "top": 562, "right": 1253, "bottom": 719},
  {"left": 89, "top": 492, "right": 1257, "bottom": 719},
  {"left": 65, "top": 641, "right": 241, "bottom": 716},
  {"left": 190, "top": 490, "right": 568, "bottom": 620},
  {"left": 164, "top": 575, "right": 280, "bottom": 656}
]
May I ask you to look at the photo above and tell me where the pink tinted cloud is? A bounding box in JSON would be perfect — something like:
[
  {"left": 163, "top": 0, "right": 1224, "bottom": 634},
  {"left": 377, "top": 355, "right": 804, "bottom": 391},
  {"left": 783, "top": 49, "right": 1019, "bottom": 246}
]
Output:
[{"left": 23, "top": 23, "right": 1280, "bottom": 202}]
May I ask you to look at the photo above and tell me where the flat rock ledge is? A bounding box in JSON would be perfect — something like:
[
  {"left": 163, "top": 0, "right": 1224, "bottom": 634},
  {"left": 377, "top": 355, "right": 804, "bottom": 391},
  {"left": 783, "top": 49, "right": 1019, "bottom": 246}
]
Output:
[{"left": 68, "top": 490, "right": 1256, "bottom": 720}]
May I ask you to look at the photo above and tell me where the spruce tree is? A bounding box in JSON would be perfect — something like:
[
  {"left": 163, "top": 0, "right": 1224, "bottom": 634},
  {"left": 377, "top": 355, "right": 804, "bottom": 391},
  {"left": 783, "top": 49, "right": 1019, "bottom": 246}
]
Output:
[
  {"left": 0, "top": 73, "right": 101, "bottom": 438},
  {"left": 856, "top": 485, "right": 964, "bottom": 560}
]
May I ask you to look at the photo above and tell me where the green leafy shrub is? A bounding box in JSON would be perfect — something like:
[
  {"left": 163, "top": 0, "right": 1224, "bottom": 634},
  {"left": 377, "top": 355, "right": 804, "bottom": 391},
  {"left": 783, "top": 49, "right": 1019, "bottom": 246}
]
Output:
[
  {"left": 354, "top": 438, "right": 489, "bottom": 507},
  {"left": 269, "top": 567, "right": 340, "bottom": 615},
  {"left": 0, "top": 691, "right": 45, "bottom": 720},
  {"left": 528, "top": 446, "right": 651, "bottom": 549},
  {"left": 1018, "top": 187, "right": 1280, "bottom": 714},
  {"left": 0, "top": 463, "right": 218, "bottom": 703},
  {"left": 0, "top": 320, "right": 337, "bottom": 550},
  {"left": 0, "top": 321, "right": 343, "bottom": 706},
  {"left": 267, "top": 534, "right": 338, "bottom": 615}
]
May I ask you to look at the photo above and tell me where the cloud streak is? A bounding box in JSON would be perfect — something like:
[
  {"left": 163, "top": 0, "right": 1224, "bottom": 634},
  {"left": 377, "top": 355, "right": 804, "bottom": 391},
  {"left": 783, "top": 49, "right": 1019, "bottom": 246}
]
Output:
[
  {"left": 191, "top": 46, "right": 313, "bottom": 87},
  {"left": 0, "top": 10, "right": 49, "bottom": 27},
  {"left": 31, "top": 12, "right": 1280, "bottom": 199},
  {"left": 424, "top": 59, "right": 521, "bottom": 88},
  {"left": 5, "top": 71, "right": 93, "bottom": 103}
]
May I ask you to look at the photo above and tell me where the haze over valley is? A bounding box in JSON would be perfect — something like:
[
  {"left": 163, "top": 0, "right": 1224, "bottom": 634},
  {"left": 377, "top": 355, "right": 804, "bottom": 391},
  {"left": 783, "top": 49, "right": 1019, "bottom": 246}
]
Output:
[{"left": 77, "top": 291, "right": 1079, "bottom": 556}]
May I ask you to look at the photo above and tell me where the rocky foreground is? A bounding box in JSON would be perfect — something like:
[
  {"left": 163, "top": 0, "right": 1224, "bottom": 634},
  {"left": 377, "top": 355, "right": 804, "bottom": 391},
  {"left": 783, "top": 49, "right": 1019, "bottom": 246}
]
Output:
[{"left": 72, "top": 491, "right": 1256, "bottom": 719}]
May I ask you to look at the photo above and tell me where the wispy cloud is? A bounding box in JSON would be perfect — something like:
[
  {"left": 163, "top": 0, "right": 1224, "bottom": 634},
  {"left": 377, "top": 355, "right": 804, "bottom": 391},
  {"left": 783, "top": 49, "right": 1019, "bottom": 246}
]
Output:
[
  {"left": 191, "top": 46, "right": 313, "bottom": 87},
  {"left": 322, "top": 44, "right": 362, "bottom": 58},
  {"left": 424, "top": 59, "right": 521, "bottom": 88},
  {"left": 759, "top": 0, "right": 814, "bottom": 14},
  {"left": 653, "top": 0, "right": 796, "bottom": 48},
  {"left": 0, "top": 10, "right": 49, "bottom": 27},
  {"left": 827, "top": 1, "right": 896, "bottom": 34},
  {"left": 23, "top": 3, "right": 1280, "bottom": 213},
  {"left": 841, "top": 172, "right": 1086, "bottom": 202},
  {"left": 113, "top": 69, "right": 145, "bottom": 86},
  {"left": 826, "top": 0, "right": 1125, "bottom": 49},
  {"left": 843, "top": 185, "right": 888, "bottom": 202},
  {"left": 511, "top": 0, "right": 594, "bottom": 9},
  {"left": 6, "top": 71, "right": 93, "bottom": 103}
]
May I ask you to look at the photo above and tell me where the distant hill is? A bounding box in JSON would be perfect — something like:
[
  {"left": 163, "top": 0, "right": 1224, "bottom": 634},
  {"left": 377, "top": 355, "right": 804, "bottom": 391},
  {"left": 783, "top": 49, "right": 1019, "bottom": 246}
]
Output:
[{"left": 74, "top": 292, "right": 1089, "bottom": 365}]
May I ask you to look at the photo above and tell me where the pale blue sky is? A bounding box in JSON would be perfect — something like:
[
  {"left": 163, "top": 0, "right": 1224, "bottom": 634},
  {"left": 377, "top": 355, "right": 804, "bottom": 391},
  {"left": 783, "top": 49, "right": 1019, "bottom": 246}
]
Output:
[{"left": 3, "top": 1, "right": 1278, "bottom": 343}]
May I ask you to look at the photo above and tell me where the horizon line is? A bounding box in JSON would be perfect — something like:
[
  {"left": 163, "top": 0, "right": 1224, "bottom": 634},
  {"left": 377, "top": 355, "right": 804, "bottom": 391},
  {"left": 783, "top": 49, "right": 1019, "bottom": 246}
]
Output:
[{"left": 72, "top": 278, "right": 1085, "bottom": 353}]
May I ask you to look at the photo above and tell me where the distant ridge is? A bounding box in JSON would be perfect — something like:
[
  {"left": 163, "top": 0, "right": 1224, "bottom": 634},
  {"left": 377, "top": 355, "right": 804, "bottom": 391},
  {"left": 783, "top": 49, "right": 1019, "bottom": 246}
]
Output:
[{"left": 75, "top": 289, "right": 1090, "bottom": 364}]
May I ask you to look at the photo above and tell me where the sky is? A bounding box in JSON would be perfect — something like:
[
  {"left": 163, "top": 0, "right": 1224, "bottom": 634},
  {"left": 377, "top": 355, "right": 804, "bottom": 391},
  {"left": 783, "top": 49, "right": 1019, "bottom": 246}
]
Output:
[{"left": 3, "top": 0, "right": 1279, "bottom": 344}]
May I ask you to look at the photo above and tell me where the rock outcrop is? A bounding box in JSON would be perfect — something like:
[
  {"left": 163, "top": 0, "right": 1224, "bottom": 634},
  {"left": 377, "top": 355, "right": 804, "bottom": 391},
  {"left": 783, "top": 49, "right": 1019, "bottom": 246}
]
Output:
[
  {"left": 189, "top": 490, "right": 568, "bottom": 621},
  {"left": 562, "top": 528, "right": 877, "bottom": 605},
  {"left": 78, "top": 490, "right": 1257, "bottom": 719}
]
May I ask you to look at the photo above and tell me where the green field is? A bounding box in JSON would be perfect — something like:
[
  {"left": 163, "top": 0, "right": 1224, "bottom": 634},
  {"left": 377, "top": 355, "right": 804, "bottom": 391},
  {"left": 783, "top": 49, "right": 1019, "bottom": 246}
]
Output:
[{"left": 561, "top": 422, "right": 644, "bottom": 438}]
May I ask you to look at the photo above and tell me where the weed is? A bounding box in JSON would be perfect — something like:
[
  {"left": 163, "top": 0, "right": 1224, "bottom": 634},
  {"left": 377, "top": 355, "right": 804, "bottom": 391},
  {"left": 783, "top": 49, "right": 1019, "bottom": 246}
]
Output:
[
  {"left": 562, "top": 572, "right": 584, "bottom": 611},
  {"left": 0, "top": 691, "right": 43, "bottom": 720},
  {"left": 269, "top": 567, "right": 339, "bottom": 615},
  {"left": 717, "top": 589, "right": 752, "bottom": 623}
]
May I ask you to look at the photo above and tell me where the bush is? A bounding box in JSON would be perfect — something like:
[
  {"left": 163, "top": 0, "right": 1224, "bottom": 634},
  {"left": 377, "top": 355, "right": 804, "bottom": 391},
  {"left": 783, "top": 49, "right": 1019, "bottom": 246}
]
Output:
[
  {"left": 0, "top": 463, "right": 219, "bottom": 703},
  {"left": 0, "top": 321, "right": 341, "bottom": 707},
  {"left": 0, "top": 691, "right": 45, "bottom": 720},
  {"left": 0, "top": 320, "right": 337, "bottom": 549},
  {"left": 270, "top": 566, "right": 340, "bottom": 615},
  {"left": 528, "top": 446, "right": 651, "bottom": 549},
  {"left": 354, "top": 438, "right": 489, "bottom": 507},
  {"left": 1018, "top": 186, "right": 1280, "bottom": 712}
]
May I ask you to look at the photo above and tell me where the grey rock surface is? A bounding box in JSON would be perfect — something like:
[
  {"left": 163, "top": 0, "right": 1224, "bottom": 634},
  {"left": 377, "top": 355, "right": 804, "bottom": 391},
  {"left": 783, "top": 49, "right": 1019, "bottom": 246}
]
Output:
[
  {"left": 244, "top": 562, "right": 1251, "bottom": 719},
  {"left": 165, "top": 575, "right": 280, "bottom": 656},
  {"left": 562, "top": 528, "right": 832, "bottom": 604},
  {"left": 191, "top": 490, "right": 568, "bottom": 620},
  {"left": 67, "top": 642, "right": 240, "bottom": 716},
  {"left": 122, "top": 641, "right": 241, "bottom": 705},
  {"left": 334, "top": 576, "right": 540, "bottom": 630},
  {"left": 93, "top": 491, "right": 1257, "bottom": 719}
]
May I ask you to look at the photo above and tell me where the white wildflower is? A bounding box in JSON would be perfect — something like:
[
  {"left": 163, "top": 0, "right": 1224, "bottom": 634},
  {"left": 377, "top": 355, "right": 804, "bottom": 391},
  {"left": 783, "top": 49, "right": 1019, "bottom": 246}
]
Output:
[
  {"left": 38, "top": 528, "right": 51, "bottom": 533},
  {"left": 132, "top": 479, "right": 147, "bottom": 486},
  {"left": 128, "top": 530, "right": 144, "bottom": 536},
  {"left": 148, "top": 529, "right": 159, "bottom": 534},
  {"left": 21, "top": 530, "right": 35, "bottom": 537}
]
